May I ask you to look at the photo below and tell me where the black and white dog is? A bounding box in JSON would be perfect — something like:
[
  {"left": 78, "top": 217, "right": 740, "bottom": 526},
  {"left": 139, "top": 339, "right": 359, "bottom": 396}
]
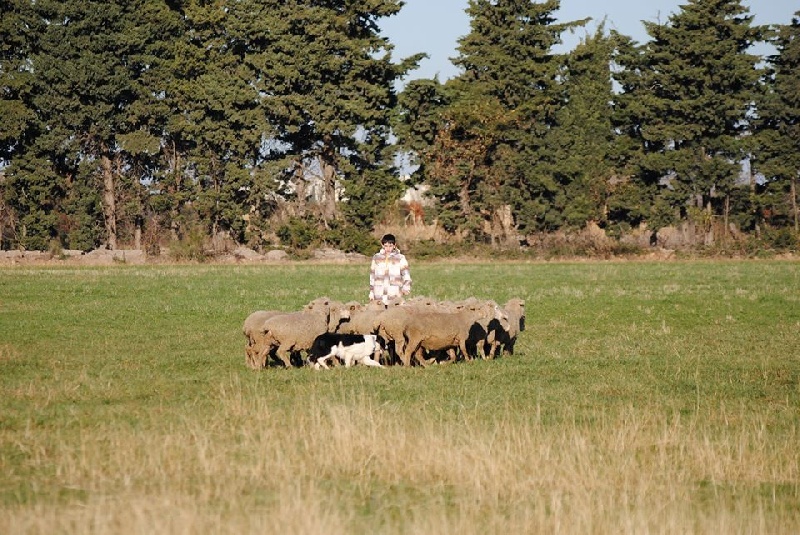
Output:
[{"left": 308, "top": 333, "right": 384, "bottom": 369}]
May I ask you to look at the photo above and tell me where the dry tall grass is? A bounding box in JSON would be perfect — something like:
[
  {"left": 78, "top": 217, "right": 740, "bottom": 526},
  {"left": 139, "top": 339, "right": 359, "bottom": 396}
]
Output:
[{"left": 3, "top": 373, "right": 798, "bottom": 534}]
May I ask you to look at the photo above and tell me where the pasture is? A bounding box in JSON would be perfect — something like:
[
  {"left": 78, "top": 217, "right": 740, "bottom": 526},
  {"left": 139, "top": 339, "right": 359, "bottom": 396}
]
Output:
[{"left": 1, "top": 260, "right": 799, "bottom": 534}]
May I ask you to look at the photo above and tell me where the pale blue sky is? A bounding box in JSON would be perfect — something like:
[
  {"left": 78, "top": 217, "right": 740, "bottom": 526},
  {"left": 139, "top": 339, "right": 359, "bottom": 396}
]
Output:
[{"left": 380, "top": 0, "right": 799, "bottom": 83}]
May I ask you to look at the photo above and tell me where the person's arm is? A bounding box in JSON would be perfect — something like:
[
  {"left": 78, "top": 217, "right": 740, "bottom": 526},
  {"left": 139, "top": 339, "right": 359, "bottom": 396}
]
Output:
[
  {"left": 400, "top": 256, "right": 411, "bottom": 295},
  {"left": 368, "top": 258, "right": 377, "bottom": 301}
]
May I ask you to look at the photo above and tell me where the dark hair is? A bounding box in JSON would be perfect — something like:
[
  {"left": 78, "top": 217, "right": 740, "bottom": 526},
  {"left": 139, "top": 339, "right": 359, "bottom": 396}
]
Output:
[{"left": 381, "top": 234, "right": 396, "bottom": 244}]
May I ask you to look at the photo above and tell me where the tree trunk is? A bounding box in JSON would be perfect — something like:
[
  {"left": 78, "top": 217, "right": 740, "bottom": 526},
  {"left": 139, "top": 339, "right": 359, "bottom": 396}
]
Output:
[
  {"left": 134, "top": 215, "right": 142, "bottom": 250},
  {"left": 100, "top": 154, "right": 118, "bottom": 250},
  {"left": 724, "top": 194, "right": 730, "bottom": 241},
  {"left": 319, "top": 153, "right": 337, "bottom": 224},
  {"left": 292, "top": 158, "right": 308, "bottom": 217},
  {"left": 792, "top": 174, "right": 799, "bottom": 234},
  {"left": 704, "top": 198, "right": 714, "bottom": 245},
  {"left": 167, "top": 141, "right": 182, "bottom": 241},
  {"left": 750, "top": 158, "right": 759, "bottom": 236},
  {"left": 459, "top": 164, "right": 474, "bottom": 219}
]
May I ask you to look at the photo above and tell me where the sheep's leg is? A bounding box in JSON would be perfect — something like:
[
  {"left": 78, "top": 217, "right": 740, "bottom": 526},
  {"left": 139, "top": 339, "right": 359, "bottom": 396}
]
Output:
[
  {"left": 275, "top": 346, "right": 293, "bottom": 368},
  {"left": 244, "top": 337, "right": 255, "bottom": 368},
  {"left": 400, "top": 340, "right": 417, "bottom": 367},
  {"left": 255, "top": 344, "right": 274, "bottom": 368},
  {"left": 484, "top": 332, "right": 496, "bottom": 359},
  {"left": 484, "top": 338, "right": 495, "bottom": 359},
  {"left": 505, "top": 338, "right": 516, "bottom": 356},
  {"left": 373, "top": 345, "right": 384, "bottom": 365},
  {"left": 394, "top": 336, "right": 406, "bottom": 362},
  {"left": 382, "top": 340, "right": 395, "bottom": 365},
  {"left": 414, "top": 347, "right": 434, "bottom": 367},
  {"left": 245, "top": 345, "right": 256, "bottom": 369},
  {"left": 459, "top": 341, "right": 470, "bottom": 363},
  {"left": 256, "top": 332, "right": 277, "bottom": 368},
  {"left": 440, "top": 348, "right": 457, "bottom": 364}
]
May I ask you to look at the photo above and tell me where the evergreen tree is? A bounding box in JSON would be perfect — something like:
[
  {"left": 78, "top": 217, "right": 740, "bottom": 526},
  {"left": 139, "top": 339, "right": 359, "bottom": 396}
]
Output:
[
  {"left": 0, "top": 0, "right": 50, "bottom": 248},
  {"left": 0, "top": 0, "right": 40, "bottom": 163},
  {"left": 1, "top": 0, "right": 183, "bottom": 250},
  {"left": 423, "top": 0, "right": 586, "bottom": 243},
  {"left": 545, "top": 26, "right": 616, "bottom": 230},
  {"left": 161, "top": 0, "right": 271, "bottom": 246},
  {"left": 613, "top": 0, "right": 764, "bottom": 239},
  {"left": 754, "top": 12, "right": 800, "bottom": 233},
  {"left": 248, "top": 0, "right": 422, "bottom": 234},
  {"left": 607, "top": 32, "right": 670, "bottom": 232}
]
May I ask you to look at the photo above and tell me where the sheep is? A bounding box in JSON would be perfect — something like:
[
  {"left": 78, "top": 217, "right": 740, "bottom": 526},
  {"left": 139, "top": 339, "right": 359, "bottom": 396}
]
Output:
[
  {"left": 438, "top": 298, "right": 509, "bottom": 360},
  {"left": 304, "top": 296, "right": 335, "bottom": 312},
  {"left": 372, "top": 297, "right": 470, "bottom": 365},
  {"left": 402, "top": 302, "right": 511, "bottom": 367},
  {"left": 336, "top": 300, "right": 384, "bottom": 335},
  {"left": 242, "top": 310, "right": 284, "bottom": 369},
  {"left": 242, "top": 295, "right": 523, "bottom": 370},
  {"left": 496, "top": 298, "right": 525, "bottom": 357},
  {"left": 259, "top": 302, "right": 350, "bottom": 368},
  {"left": 371, "top": 301, "right": 428, "bottom": 365}
]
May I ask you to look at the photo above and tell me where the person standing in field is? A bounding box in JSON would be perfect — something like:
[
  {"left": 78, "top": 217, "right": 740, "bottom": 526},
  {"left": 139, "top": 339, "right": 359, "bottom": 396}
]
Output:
[{"left": 369, "top": 234, "right": 412, "bottom": 305}]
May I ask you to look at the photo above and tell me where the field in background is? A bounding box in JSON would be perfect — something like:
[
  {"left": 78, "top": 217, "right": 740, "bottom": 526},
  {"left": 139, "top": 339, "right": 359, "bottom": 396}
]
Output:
[{"left": 1, "top": 260, "right": 799, "bottom": 534}]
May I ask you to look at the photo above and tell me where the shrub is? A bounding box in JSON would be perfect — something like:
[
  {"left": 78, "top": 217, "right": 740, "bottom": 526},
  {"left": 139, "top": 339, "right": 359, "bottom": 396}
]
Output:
[
  {"left": 762, "top": 226, "right": 799, "bottom": 252},
  {"left": 320, "top": 222, "right": 375, "bottom": 255},
  {"left": 276, "top": 217, "right": 319, "bottom": 250},
  {"left": 169, "top": 226, "right": 208, "bottom": 262}
]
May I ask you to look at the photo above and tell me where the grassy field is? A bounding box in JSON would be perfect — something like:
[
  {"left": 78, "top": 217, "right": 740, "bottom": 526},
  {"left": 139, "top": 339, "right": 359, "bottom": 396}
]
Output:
[{"left": 1, "top": 260, "right": 799, "bottom": 534}]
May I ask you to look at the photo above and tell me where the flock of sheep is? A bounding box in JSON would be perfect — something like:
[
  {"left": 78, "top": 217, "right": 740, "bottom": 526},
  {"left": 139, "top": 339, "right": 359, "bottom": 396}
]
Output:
[{"left": 242, "top": 295, "right": 526, "bottom": 369}]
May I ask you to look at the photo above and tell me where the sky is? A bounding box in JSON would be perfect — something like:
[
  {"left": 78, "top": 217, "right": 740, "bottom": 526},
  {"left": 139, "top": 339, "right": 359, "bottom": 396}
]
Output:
[{"left": 380, "top": 0, "right": 799, "bottom": 83}]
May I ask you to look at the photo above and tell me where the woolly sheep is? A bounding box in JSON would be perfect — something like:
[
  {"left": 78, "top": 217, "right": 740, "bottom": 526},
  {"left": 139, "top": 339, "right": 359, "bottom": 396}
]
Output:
[
  {"left": 242, "top": 310, "right": 284, "bottom": 369},
  {"left": 402, "top": 301, "right": 510, "bottom": 366},
  {"left": 497, "top": 298, "right": 525, "bottom": 357},
  {"left": 260, "top": 303, "right": 349, "bottom": 367},
  {"left": 336, "top": 300, "right": 384, "bottom": 335},
  {"left": 371, "top": 298, "right": 437, "bottom": 365}
]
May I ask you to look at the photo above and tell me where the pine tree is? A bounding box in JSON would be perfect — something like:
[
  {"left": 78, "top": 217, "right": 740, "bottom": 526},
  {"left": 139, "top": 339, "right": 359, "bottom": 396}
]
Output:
[
  {"left": 422, "top": 0, "right": 586, "bottom": 243},
  {"left": 1, "top": 0, "right": 183, "bottom": 250},
  {"left": 0, "top": 0, "right": 40, "bottom": 163},
  {"left": 161, "top": 0, "right": 271, "bottom": 246},
  {"left": 755, "top": 11, "right": 800, "bottom": 234},
  {"left": 613, "top": 0, "right": 764, "bottom": 240},
  {"left": 545, "top": 26, "right": 616, "bottom": 230},
  {"left": 248, "top": 0, "right": 422, "bottom": 233},
  {"left": 0, "top": 1, "right": 57, "bottom": 249}
]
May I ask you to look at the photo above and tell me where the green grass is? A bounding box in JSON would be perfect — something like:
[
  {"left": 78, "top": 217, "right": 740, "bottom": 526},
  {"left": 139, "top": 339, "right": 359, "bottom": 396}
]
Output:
[{"left": 1, "top": 260, "right": 799, "bottom": 533}]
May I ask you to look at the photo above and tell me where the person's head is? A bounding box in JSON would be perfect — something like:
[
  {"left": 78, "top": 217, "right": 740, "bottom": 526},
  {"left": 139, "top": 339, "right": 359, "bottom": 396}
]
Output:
[{"left": 381, "top": 234, "right": 396, "bottom": 250}]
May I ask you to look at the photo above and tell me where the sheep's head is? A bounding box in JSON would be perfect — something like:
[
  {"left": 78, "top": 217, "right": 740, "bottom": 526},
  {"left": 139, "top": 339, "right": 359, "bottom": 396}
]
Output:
[
  {"left": 407, "top": 295, "right": 436, "bottom": 307},
  {"left": 305, "top": 296, "right": 332, "bottom": 312},
  {"left": 327, "top": 304, "right": 350, "bottom": 331},
  {"left": 386, "top": 296, "right": 405, "bottom": 307},
  {"left": 505, "top": 298, "right": 526, "bottom": 331},
  {"left": 493, "top": 305, "right": 511, "bottom": 332},
  {"left": 344, "top": 301, "right": 364, "bottom": 313}
]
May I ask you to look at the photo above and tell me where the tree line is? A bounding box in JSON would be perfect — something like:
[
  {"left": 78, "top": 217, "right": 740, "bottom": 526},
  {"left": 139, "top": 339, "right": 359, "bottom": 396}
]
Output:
[{"left": 1, "top": 0, "right": 798, "bottom": 255}]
